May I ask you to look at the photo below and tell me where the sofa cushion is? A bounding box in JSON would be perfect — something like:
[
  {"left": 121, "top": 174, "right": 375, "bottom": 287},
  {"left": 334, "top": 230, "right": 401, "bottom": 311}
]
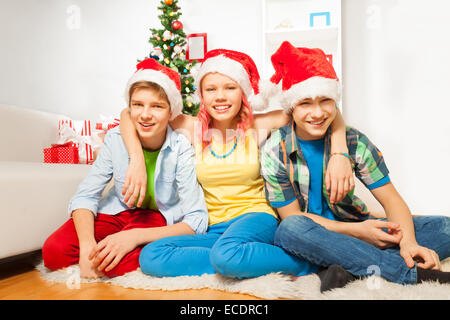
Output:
[
  {"left": 0, "top": 104, "right": 69, "bottom": 162},
  {"left": 0, "top": 161, "right": 91, "bottom": 259}
]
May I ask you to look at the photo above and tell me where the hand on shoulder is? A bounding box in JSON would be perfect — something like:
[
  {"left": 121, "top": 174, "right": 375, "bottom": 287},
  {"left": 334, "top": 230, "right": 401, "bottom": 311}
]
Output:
[{"left": 170, "top": 114, "right": 197, "bottom": 145}]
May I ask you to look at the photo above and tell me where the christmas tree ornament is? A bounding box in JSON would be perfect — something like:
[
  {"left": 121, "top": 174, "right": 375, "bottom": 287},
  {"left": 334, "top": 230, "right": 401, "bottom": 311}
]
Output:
[
  {"left": 164, "top": 57, "right": 170, "bottom": 64},
  {"left": 173, "top": 45, "right": 182, "bottom": 54},
  {"left": 163, "top": 30, "right": 173, "bottom": 40},
  {"left": 164, "top": 0, "right": 173, "bottom": 5},
  {"left": 185, "top": 80, "right": 189, "bottom": 85},
  {"left": 153, "top": 47, "right": 162, "bottom": 57},
  {"left": 172, "top": 20, "right": 183, "bottom": 30}
]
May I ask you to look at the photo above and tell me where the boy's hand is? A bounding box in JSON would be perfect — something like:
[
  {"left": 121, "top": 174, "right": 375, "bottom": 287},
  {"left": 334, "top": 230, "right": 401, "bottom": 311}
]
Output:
[
  {"left": 89, "top": 230, "right": 139, "bottom": 273},
  {"left": 399, "top": 241, "right": 441, "bottom": 270},
  {"left": 353, "top": 220, "right": 403, "bottom": 249},
  {"left": 79, "top": 241, "right": 104, "bottom": 279},
  {"left": 122, "top": 155, "right": 147, "bottom": 208},
  {"left": 325, "top": 154, "right": 355, "bottom": 204}
]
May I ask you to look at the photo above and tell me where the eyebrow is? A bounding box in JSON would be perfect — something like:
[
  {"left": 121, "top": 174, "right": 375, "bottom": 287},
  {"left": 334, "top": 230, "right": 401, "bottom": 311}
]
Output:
[{"left": 130, "top": 99, "right": 168, "bottom": 105}]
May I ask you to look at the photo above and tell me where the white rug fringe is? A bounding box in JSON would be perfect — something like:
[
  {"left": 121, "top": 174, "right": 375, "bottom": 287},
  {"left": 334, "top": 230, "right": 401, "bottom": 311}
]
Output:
[{"left": 36, "top": 258, "right": 450, "bottom": 300}]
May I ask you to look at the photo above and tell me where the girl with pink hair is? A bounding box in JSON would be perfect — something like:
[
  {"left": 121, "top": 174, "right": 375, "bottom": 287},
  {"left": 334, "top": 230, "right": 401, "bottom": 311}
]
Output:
[{"left": 119, "top": 49, "right": 354, "bottom": 278}]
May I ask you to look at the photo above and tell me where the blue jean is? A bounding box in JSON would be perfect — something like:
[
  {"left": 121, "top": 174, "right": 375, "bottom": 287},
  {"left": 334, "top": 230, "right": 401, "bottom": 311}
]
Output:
[
  {"left": 139, "top": 212, "right": 317, "bottom": 278},
  {"left": 274, "top": 215, "right": 450, "bottom": 284}
]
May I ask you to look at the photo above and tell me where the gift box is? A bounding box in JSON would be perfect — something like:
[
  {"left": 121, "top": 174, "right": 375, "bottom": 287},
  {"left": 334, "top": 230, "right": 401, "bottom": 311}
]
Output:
[
  {"left": 58, "top": 121, "right": 95, "bottom": 164},
  {"left": 43, "top": 142, "right": 80, "bottom": 164}
]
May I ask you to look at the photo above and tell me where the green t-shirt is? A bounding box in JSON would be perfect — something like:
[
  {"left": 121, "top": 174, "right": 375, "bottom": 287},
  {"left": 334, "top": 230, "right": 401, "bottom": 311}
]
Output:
[{"left": 136, "top": 148, "right": 161, "bottom": 211}]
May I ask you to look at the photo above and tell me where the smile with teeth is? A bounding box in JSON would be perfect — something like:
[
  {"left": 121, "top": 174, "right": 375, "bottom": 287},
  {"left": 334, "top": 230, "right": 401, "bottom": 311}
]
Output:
[
  {"left": 140, "top": 122, "right": 155, "bottom": 128},
  {"left": 308, "top": 119, "right": 326, "bottom": 126},
  {"left": 213, "top": 105, "right": 231, "bottom": 112}
]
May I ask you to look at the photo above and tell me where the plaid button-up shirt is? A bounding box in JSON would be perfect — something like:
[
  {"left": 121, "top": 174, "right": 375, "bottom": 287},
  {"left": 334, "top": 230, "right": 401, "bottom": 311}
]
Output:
[{"left": 260, "top": 121, "right": 390, "bottom": 221}]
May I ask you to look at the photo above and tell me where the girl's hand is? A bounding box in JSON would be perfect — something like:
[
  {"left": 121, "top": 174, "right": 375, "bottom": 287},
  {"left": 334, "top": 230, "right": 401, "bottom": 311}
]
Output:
[
  {"left": 353, "top": 220, "right": 403, "bottom": 249},
  {"left": 122, "top": 154, "right": 147, "bottom": 208},
  {"left": 325, "top": 154, "right": 355, "bottom": 204},
  {"left": 399, "top": 241, "right": 441, "bottom": 270},
  {"left": 89, "top": 230, "right": 139, "bottom": 273}
]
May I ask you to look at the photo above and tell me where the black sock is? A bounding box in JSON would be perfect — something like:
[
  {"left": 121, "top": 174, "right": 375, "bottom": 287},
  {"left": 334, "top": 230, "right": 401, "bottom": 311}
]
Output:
[
  {"left": 417, "top": 268, "right": 450, "bottom": 284},
  {"left": 318, "top": 265, "right": 359, "bottom": 293}
]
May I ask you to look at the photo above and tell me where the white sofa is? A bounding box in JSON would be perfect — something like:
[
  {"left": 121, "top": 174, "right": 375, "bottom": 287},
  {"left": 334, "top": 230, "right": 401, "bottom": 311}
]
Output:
[{"left": 0, "top": 104, "right": 91, "bottom": 259}]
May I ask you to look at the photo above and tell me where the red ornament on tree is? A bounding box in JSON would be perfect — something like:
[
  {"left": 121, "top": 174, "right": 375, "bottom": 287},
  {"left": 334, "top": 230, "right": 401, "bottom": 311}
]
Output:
[
  {"left": 164, "top": 0, "right": 173, "bottom": 5},
  {"left": 172, "top": 20, "right": 183, "bottom": 30}
]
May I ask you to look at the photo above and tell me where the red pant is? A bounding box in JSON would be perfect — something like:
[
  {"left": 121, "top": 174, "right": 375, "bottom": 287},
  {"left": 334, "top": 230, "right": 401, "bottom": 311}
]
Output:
[{"left": 42, "top": 209, "right": 166, "bottom": 277}]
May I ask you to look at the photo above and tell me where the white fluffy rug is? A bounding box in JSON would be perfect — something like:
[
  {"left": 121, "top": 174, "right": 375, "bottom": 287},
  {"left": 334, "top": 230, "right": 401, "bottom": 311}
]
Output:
[{"left": 36, "top": 258, "right": 450, "bottom": 300}]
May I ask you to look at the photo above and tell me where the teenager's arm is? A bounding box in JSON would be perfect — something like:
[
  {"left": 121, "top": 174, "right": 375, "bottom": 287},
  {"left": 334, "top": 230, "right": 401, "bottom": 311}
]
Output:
[
  {"left": 133, "top": 223, "right": 195, "bottom": 245},
  {"left": 119, "top": 108, "right": 147, "bottom": 207},
  {"left": 253, "top": 110, "right": 290, "bottom": 145},
  {"left": 370, "top": 182, "right": 440, "bottom": 269},
  {"left": 327, "top": 108, "right": 355, "bottom": 204},
  {"left": 169, "top": 113, "right": 196, "bottom": 144},
  {"left": 90, "top": 222, "right": 195, "bottom": 273},
  {"left": 72, "top": 209, "right": 105, "bottom": 278},
  {"left": 72, "top": 209, "right": 96, "bottom": 245}
]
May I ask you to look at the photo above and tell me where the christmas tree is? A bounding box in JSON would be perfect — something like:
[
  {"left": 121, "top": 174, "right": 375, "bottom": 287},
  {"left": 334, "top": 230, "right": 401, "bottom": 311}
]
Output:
[{"left": 145, "top": 0, "right": 200, "bottom": 116}]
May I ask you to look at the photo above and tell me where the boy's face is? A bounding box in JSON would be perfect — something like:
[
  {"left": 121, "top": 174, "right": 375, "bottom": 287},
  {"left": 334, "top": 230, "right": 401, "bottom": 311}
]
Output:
[
  {"left": 129, "top": 87, "right": 172, "bottom": 149},
  {"left": 292, "top": 96, "right": 337, "bottom": 141}
]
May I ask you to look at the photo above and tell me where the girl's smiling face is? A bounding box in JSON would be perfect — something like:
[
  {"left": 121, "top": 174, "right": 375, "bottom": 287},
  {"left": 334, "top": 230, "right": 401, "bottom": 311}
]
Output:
[{"left": 200, "top": 72, "right": 243, "bottom": 126}]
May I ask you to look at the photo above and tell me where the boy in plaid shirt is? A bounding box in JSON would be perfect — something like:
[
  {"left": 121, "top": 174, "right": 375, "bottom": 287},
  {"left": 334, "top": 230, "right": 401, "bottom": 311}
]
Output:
[{"left": 261, "top": 41, "right": 450, "bottom": 292}]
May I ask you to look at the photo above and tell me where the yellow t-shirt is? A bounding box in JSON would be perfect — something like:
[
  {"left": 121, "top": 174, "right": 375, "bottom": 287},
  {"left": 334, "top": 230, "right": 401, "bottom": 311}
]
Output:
[{"left": 195, "top": 129, "right": 277, "bottom": 226}]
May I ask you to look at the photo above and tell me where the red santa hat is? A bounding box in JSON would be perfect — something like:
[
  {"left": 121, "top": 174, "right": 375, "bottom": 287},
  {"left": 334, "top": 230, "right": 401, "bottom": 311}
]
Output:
[
  {"left": 269, "top": 41, "right": 341, "bottom": 113},
  {"left": 194, "top": 49, "right": 270, "bottom": 111},
  {"left": 124, "top": 58, "right": 182, "bottom": 120}
]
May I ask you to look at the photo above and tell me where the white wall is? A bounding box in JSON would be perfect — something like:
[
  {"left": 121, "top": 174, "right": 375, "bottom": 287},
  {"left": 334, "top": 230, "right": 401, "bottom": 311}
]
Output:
[
  {"left": 0, "top": 0, "right": 263, "bottom": 120},
  {"left": 342, "top": 0, "right": 450, "bottom": 215}
]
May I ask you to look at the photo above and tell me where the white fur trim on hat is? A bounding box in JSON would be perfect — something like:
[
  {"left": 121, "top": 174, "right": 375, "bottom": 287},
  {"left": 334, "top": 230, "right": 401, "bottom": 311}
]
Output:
[
  {"left": 248, "top": 79, "right": 278, "bottom": 111},
  {"left": 125, "top": 69, "right": 183, "bottom": 120},
  {"left": 194, "top": 55, "right": 253, "bottom": 98},
  {"left": 282, "top": 76, "right": 341, "bottom": 113}
]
